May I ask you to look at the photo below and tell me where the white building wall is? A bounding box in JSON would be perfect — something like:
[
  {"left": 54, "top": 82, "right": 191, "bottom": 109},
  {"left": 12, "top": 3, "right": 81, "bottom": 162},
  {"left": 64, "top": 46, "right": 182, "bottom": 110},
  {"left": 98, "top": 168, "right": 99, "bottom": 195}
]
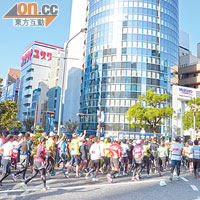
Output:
[
  {"left": 179, "top": 54, "right": 200, "bottom": 68},
  {"left": 18, "top": 42, "right": 64, "bottom": 125},
  {"left": 63, "top": 0, "right": 88, "bottom": 123},
  {"left": 172, "top": 85, "right": 200, "bottom": 139}
]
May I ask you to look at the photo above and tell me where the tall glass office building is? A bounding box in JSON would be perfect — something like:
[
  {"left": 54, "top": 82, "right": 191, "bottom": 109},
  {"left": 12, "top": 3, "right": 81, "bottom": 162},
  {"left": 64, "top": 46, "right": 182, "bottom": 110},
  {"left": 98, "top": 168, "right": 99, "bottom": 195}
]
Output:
[{"left": 80, "top": 0, "right": 179, "bottom": 134}]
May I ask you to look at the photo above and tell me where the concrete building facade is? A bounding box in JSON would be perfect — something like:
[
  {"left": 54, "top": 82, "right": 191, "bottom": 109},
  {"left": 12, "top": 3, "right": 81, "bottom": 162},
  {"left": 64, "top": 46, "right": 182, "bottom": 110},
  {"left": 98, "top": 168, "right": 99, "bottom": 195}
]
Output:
[
  {"left": 62, "top": 0, "right": 88, "bottom": 124},
  {"left": 17, "top": 41, "right": 64, "bottom": 130},
  {"left": 172, "top": 85, "right": 200, "bottom": 140},
  {"left": 0, "top": 68, "right": 20, "bottom": 102}
]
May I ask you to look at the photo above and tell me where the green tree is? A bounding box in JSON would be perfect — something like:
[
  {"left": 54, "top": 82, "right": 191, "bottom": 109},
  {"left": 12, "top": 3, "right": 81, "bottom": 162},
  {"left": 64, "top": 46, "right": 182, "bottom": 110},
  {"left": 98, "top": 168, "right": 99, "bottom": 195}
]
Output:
[
  {"left": 182, "top": 98, "right": 200, "bottom": 130},
  {"left": 0, "top": 78, "right": 3, "bottom": 97},
  {"left": 126, "top": 89, "right": 174, "bottom": 137},
  {"left": 12, "top": 121, "right": 22, "bottom": 133},
  {"left": 23, "top": 118, "right": 34, "bottom": 132},
  {"left": 64, "top": 120, "right": 78, "bottom": 133},
  {"left": 0, "top": 100, "right": 19, "bottom": 132}
]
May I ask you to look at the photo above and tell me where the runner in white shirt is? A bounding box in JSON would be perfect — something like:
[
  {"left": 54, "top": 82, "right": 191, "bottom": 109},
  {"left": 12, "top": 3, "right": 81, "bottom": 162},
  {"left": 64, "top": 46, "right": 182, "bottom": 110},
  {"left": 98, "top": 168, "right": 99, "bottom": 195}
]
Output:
[
  {"left": 169, "top": 137, "right": 183, "bottom": 181},
  {"left": 0, "top": 134, "right": 15, "bottom": 188},
  {"left": 189, "top": 140, "right": 200, "bottom": 178},
  {"left": 86, "top": 137, "right": 101, "bottom": 181}
]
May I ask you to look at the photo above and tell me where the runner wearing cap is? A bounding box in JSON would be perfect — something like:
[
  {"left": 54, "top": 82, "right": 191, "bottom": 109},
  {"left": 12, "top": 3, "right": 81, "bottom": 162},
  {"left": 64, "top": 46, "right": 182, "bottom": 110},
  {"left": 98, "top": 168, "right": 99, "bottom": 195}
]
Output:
[
  {"left": 106, "top": 139, "right": 121, "bottom": 183},
  {"left": 132, "top": 140, "right": 144, "bottom": 181},
  {"left": 86, "top": 137, "right": 101, "bottom": 181},
  {"left": 65, "top": 133, "right": 81, "bottom": 178},
  {"left": 13, "top": 132, "right": 31, "bottom": 182},
  {"left": 169, "top": 136, "right": 183, "bottom": 181}
]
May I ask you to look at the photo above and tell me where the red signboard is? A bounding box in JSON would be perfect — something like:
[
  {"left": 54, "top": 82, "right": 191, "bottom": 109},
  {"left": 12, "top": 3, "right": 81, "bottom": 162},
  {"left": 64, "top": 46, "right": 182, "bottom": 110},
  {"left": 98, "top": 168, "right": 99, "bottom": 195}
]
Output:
[{"left": 21, "top": 49, "right": 52, "bottom": 67}]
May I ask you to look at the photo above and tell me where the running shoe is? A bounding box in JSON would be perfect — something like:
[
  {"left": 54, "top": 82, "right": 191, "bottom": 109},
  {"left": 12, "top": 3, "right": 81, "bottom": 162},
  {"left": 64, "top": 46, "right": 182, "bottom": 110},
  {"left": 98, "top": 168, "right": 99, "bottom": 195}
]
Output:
[
  {"left": 50, "top": 173, "right": 55, "bottom": 176},
  {"left": 11, "top": 174, "right": 17, "bottom": 182},
  {"left": 75, "top": 174, "right": 81, "bottom": 178},
  {"left": 131, "top": 177, "right": 137, "bottom": 181},
  {"left": 21, "top": 178, "right": 27, "bottom": 182},
  {"left": 115, "top": 173, "right": 121, "bottom": 177},
  {"left": 135, "top": 175, "right": 140, "bottom": 181},
  {"left": 106, "top": 174, "right": 112, "bottom": 183},
  {"left": 65, "top": 172, "right": 69, "bottom": 178},
  {"left": 90, "top": 173, "right": 95, "bottom": 178},
  {"left": 62, "top": 169, "right": 67, "bottom": 173},
  {"left": 42, "top": 187, "right": 47, "bottom": 191},
  {"left": 169, "top": 174, "right": 173, "bottom": 182},
  {"left": 21, "top": 183, "right": 27, "bottom": 191},
  {"left": 92, "top": 178, "right": 99, "bottom": 181},
  {"left": 176, "top": 176, "right": 181, "bottom": 181},
  {"left": 123, "top": 172, "right": 128, "bottom": 176},
  {"left": 147, "top": 174, "right": 151, "bottom": 178},
  {"left": 85, "top": 173, "right": 89, "bottom": 179}
]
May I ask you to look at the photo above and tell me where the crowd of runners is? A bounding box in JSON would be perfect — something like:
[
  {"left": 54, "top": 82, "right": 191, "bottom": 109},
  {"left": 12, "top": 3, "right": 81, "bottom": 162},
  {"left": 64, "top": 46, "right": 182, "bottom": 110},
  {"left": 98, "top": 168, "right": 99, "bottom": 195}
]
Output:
[{"left": 0, "top": 131, "right": 200, "bottom": 191}]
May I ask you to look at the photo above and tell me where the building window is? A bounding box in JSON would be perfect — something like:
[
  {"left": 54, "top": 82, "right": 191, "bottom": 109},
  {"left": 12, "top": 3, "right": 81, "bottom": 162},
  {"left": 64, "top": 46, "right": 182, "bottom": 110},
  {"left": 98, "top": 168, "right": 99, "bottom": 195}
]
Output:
[{"left": 26, "top": 77, "right": 33, "bottom": 81}]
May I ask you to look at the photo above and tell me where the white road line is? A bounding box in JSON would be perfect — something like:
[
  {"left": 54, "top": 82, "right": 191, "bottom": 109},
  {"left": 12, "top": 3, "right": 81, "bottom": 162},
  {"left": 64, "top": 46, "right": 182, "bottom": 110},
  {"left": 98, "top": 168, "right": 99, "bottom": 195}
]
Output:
[
  {"left": 191, "top": 185, "right": 199, "bottom": 191},
  {"left": 1, "top": 179, "right": 162, "bottom": 194},
  {"left": 181, "top": 177, "right": 189, "bottom": 182}
]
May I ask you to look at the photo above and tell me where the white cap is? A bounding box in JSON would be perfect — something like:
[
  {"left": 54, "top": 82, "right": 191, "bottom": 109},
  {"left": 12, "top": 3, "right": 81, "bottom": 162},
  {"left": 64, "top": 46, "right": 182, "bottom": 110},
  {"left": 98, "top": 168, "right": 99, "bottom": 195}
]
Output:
[
  {"left": 72, "top": 133, "right": 78, "bottom": 137},
  {"left": 49, "top": 132, "right": 55, "bottom": 137},
  {"left": 136, "top": 140, "right": 141, "bottom": 145},
  {"left": 30, "top": 133, "right": 35, "bottom": 137},
  {"left": 18, "top": 133, "right": 23, "bottom": 137}
]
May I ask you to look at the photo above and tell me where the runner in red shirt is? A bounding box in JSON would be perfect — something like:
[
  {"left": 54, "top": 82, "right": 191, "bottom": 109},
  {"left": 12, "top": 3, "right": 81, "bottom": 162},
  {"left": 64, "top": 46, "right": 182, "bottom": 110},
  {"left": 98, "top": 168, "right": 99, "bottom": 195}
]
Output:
[{"left": 106, "top": 139, "right": 121, "bottom": 183}]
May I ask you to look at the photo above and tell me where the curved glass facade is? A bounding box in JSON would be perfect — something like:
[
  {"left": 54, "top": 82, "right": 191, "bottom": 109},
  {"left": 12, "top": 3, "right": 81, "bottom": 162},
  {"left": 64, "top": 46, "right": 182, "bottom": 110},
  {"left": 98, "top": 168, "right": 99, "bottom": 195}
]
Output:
[{"left": 80, "top": 0, "right": 179, "bottom": 132}]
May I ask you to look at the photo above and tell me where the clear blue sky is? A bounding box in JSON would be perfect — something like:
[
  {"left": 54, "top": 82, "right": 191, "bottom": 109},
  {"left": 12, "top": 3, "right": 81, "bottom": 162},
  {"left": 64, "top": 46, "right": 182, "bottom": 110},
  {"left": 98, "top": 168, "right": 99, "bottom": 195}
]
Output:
[
  {"left": 0, "top": 0, "right": 199, "bottom": 79},
  {"left": 0, "top": 0, "right": 72, "bottom": 79}
]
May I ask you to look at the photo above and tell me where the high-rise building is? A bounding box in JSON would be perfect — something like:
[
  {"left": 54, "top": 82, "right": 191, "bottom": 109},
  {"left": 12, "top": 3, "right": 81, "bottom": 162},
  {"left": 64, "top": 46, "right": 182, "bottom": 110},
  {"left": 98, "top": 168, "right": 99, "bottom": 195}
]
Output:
[
  {"left": 17, "top": 41, "right": 64, "bottom": 130},
  {"left": 80, "top": 0, "right": 179, "bottom": 135},
  {"left": 62, "top": 0, "right": 88, "bottom": 123},
  {"left": 0, "top": 68, "right": 20, "bottom": 102}
]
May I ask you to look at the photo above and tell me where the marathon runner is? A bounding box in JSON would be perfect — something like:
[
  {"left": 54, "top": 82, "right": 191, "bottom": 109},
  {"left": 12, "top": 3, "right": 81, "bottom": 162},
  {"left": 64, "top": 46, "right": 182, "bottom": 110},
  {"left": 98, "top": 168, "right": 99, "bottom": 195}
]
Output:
[
  {"left": 169, "top": 136, "right": 183, "bottom": 181},
  {"left": 106, "top": 139, "right": 121, "bottom": 183}
]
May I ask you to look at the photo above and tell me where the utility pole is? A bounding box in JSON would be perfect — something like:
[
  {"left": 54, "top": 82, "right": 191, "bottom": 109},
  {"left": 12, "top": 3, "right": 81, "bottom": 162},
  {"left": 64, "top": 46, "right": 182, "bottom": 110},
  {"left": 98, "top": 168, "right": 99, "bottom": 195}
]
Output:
[{"left": 192, "top": 104, "right": 197, "bottom": 141}]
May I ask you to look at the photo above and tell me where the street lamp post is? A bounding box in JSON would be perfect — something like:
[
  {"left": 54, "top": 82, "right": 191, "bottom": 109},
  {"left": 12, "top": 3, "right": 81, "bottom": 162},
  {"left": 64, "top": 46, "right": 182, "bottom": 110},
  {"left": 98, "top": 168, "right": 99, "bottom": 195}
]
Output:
[
  {"left": 192, "top": 104, "right": 197, "bottom": 141},
  {"left": 57, "top": 28, "right": 87, "bottom": 137}
]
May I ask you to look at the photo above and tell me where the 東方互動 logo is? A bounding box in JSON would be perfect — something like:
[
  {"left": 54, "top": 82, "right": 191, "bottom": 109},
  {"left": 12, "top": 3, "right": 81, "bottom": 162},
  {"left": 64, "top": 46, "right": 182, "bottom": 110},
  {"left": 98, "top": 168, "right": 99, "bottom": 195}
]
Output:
[{"left": 2, "top": 2, "right": 59, "bottom": 27}]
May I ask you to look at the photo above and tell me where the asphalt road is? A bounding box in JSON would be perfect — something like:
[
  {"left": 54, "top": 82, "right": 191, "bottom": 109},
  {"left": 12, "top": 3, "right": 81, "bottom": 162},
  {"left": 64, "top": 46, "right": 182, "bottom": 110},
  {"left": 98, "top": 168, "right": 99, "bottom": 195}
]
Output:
[{"left": 1, "top": 168, "right": 200, "bottom": 200}]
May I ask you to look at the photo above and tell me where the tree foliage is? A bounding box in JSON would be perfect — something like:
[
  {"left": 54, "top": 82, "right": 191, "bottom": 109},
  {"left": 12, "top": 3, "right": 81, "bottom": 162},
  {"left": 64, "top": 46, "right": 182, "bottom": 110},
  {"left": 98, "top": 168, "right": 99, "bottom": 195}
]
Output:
[
  {"left": 64, "top": 120, "right": 78, "bottom": 133},
  {"left": 23, "top": 118, "right": 34, "bottom": 132},
  {"left": 0, "top": 78, "right": 3, "bottom": 97},
  {"left": 0, "top": 100, "right": 19, "bottom": 131},
  {"left": 126, "top": 88, "right": 174, "bottom": 137},
  {"left": 182, "top": 98, "right": 200, "bottom": 130}
]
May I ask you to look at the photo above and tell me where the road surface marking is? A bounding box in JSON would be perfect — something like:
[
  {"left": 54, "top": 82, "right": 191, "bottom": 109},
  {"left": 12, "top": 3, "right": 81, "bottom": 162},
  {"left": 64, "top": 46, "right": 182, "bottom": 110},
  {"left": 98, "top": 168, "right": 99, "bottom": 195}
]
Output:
[
  {"left": 181, "top": 177, "right": 189, "bottom": 182},
  {"left": 0, "top": 179, "right": 163, "bottom": 194},
  {"left": 191, "top": 185, "right": 199, "bottom": 191}
]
